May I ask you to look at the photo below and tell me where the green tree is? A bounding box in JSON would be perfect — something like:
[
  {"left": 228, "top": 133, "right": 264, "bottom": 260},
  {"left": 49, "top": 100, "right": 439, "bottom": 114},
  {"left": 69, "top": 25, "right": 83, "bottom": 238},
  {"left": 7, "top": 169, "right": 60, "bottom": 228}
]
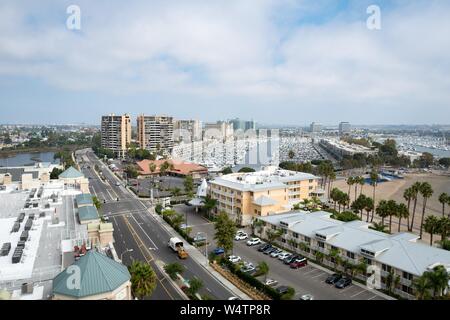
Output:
[
  {"left": 171, "top": 187, "right": 182, "bottom": 198},
  {"left": 437, "top": 216, "right": 450, "bottom": 242},
  {"left": 214, "top": 212, "right": 237, "bottom": 255},
  {"left": 364, "top": 196, "right": 374, "bottom": 223},
  {"left": 266, "top": 229, "right": 282, "bottom": 244},
  {"left": 238, "top": 167, "right": 256, "bottom": 173},
  {"left": 438, "top": 193, "right": 449, "bottom": 217},
  {"left": 164, "top": 262, "right": 185, "bottom": 280},
  {"left": 370, "top": 222, "right": 388, "bottom": 233},
  {"left": 315, "top": 251, "right": 325, "bottom": 264},
  {"left": 288, "top": 150, "right": 295, "bottom": 159},
  {"left": 129, "top": 261, "right": 158, "bottom": 300},
  {"left": 187, "top": 277, "right": 203, "bottom": 297},
  {"left": 424, "top": 265, "right": 450, "bottom": 298},
  {"left": 201, "top": 195, "right": 218, "bottom": 219},
  {"left": 396, "top": 203, "right": 409, "bottom": 233},
  {"left": 413, "top": 276, "right": 431, "bottom": 300},
  {"left": 92, "top": 196, "right": 102, "bottom": 211},
  {"left": 328, "top": 248, "right": 342, "bottom": 272},
  {"left": 256, "top": 261, "right": 270, "bottom": 281},
  {"left": 403, "top": 187, "right": 414, "bottom": 230},
  {"left": 369, "top": 170, "right": 379, "bottom": 221},
  {"left": 221, "top": 167, "right": 233, "bottom": 175},
  {"left": 419, "top": 182, "right": 434, "bottom": 239},
  {"left": 50, "top": 167, "right": 64, "bottom": 179},
  {"left": 183, "top": 176, "right": 194, "bottom": 196},
  {"left": 409, "top": 182, "right": 422, "bottom": 231},
  {"left": 424, "top": 215, "right": 440, "bottom": 246}
]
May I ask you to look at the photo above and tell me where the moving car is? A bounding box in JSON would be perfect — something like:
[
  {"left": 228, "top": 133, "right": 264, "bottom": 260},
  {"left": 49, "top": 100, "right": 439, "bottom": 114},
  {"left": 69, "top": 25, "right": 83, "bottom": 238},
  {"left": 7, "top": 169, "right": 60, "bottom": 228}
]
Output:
[
  {"left": 213, "top": 248, "right": 225, "bottom": 255},
  {"left": 335, "top": 277, "right": 352, "bottom": 289},
  {"left": 235, "top": 233, "right": 248, "bottom": 241},
  {"left": 258, "top": 244, "right": 271, "bottom": 252},
  {"left": 300, "top": 294, "right": 314, "bottom": 301},
  {"left": 278, "top": 252, "right": 292, "bottom": 261},
  {"left": 325, "top": 273, "right": 343, "bottom": 285},
  {"left": 290, "top": 257, "right": 308, "bottom": 269},
  {"left": 228, "top": 255, "right": 241, "bottom": 263},
  {"left": 270, "top": 249, "right": 283, "bottom": 258},
  {"left": 264, "top": 279, "right": 278, "bottom": 287},
  {"left": 246, "top": 238, "right": 261, "bottom": 246}
]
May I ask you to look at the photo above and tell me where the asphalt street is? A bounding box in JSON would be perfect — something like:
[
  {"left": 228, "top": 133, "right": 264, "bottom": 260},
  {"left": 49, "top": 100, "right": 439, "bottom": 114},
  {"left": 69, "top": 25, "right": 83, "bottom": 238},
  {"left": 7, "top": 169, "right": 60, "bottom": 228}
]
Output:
[{"left": 76, "top": 149, "right": 237, "bottom": 300}]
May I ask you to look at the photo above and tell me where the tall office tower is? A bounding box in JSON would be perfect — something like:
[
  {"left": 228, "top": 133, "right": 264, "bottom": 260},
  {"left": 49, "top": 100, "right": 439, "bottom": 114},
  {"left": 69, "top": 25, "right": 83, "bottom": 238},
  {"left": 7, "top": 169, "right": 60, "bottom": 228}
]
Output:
[
  {"left": 173, "top": 119, "right": 202, "bottom": 142},
  {"left": 204, "top": 121, "right": 234, "bottom": 140},
  {"left": 230, "top": 118, "right": 256, "bottom": 131},
  {"left": 101, "top": 114, "right": 131, "bottom": 159},
  {"left": 137, "top": 115, "right": 174, "bottom": 155},
  {"left": 310, "top": 122, "right": 322, "bottom": 133},
  {"left": 339, "top": 122, "right": 351, "bottom": 135}
]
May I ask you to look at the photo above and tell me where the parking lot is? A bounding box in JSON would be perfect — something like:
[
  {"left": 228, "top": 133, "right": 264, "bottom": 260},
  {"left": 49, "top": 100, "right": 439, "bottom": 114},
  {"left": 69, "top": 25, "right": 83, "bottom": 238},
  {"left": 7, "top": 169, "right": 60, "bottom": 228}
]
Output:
[{"left": 173, "top": 204, "right": 389, "bottom": 300}]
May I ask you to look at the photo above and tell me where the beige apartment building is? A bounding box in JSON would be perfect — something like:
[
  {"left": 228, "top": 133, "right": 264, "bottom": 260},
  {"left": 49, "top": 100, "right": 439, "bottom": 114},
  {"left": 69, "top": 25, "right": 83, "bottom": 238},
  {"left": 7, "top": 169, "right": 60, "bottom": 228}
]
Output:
[
  {"left": 208, "top": 166, "right": 319, "bottom": 226},
  {"left": 101, "top": 114, "right": 131, "bottom": 159},
  {"left": 174, "top": 119, "right": 202, "bottom": 142},
  {"left": 137, "top": 115, "right": 174, "bottom": 155}
]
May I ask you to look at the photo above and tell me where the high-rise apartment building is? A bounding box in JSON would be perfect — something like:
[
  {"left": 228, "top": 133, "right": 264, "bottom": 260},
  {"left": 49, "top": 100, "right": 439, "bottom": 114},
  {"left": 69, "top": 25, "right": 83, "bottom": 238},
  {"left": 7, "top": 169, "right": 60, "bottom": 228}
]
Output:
[
  {"left": 204, "top": 121, "right": 234, "bottom": 140},
  {"left": 173, "top": 119, "right": 202, "bottom": 142},
  {"left": 230, "top": 118, "right": 256, "bottom": 131},
  {"left": 137, "top": 115, "right": 174, "bottom": 155},
  {"left": 310, "top": 122, "right": 322, "bottom": 133},
  {"left": 101, "top": 114, "right": 131, "bottom": 158},
  {"left": 339, "top": 122, "right": 351, "bottom": 135}
]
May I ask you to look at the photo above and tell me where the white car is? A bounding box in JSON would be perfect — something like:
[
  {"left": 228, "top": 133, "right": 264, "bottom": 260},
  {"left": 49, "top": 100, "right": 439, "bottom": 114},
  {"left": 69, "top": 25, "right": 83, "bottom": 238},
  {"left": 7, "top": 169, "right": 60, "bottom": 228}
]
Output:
[
  {"left": 300, "top": 294, "right": 314, "bottom": 301},
  {"left": 270, "top": 249, "right": 283, "bottom": 258},
  {"left": 243, "top": 262, "right": 254, "bottom": 269},
  {"left": 278, "top": 252, "right": 292, "bottom": 261},
  {"left": 235, "top": 233, "right": 248, "bottom": 241},
  {"left": 246, "top": 238, "right": 261, "bottom": 246},
  {"left": 264, "top": 279, "right": 278, "bottom": 287},
  {"left": 228, "top": 255, "right": 241, "bottom": 263}
]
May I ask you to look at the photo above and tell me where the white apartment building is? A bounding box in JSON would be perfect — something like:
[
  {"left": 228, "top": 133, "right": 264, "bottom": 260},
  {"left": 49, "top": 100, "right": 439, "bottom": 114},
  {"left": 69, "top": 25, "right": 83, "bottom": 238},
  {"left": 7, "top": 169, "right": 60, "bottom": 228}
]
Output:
[
  {"left": 137, "top": 115, "right": 174, "bottom": 155},
  {"left": 203, "top": 121, "right": 234, "bottom": 141},
  {"left": 173, "top": 119, "right": 202, "bottom": 142},
  {"left": 319, "top": 138, "right": 377, "bottom": 159},
  {"left": 101, "top": 114, "right": 131, "bottom": 159},
  {"left": 255, "top": 211, "right": 450, "bottom": 300}
]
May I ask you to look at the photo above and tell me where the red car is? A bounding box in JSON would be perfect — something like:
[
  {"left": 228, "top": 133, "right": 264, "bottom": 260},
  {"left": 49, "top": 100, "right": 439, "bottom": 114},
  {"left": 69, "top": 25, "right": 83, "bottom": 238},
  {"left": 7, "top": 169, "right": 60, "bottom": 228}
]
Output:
[{"left": 290, "top": 257, "right": 308, "bottom": 269}]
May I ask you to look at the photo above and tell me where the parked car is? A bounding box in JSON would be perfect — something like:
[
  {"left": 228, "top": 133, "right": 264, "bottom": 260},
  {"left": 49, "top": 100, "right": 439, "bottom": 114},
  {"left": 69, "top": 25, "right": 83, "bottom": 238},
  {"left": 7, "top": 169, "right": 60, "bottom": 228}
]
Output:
[
  {"left": 258, "top": 244, "right": 271, "bottom": 252},
  {"left": 290, "top": 257, "right": 308, "bottom": 269},
  {"left": 228, "top": 297, "right": 240, "bottom": 301},
  {"left": 325, "top": 273, "right": 343, "bottom": 285},
  {"left": 270, "top": 249, "right": 283, "bottom": 258},
  {"left": 278, "top": 252, "right": 292, "bottom": 261},
  {"left": 263, "top": 247, "right": 277, "bottom": 255},
  {"left": 276, "top": 286, "right": 290, "bottom": 295},
  {"left": 335, "top": 277, "right": 352, "bottom": 289},
  {"left": 264, "top": 279, "right": 278, "bottom": 287},
  {"left": 241, "top": 265, "right": 256, "bottom": 274},
  {"left": 246, "top": 238, "right": 261, "bottom": 246},
  {"left": 235, "top": 233, "right": 248, "bottom": 241},
  {"left": 283, "top": 255, "right": 298, "bottom": 265},
  {"left": 299, "top": 294, "right": 314, "bottom": 300},
  {"left": 213, "top": 248, "right": 225, "bottom": 255},
  {"left": 228, "top": 255, "right": 241, "bottom": 263}
]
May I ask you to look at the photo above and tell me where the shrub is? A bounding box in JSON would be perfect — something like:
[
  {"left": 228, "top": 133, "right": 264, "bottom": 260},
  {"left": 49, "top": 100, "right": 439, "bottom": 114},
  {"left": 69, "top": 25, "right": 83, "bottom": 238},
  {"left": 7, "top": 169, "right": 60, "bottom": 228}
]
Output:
[
  {"left": 155, "top": 204, "right": 163, "bottom": 215},
  {"left": 164, "top": 263, "right": 185, "bottom": 280}
]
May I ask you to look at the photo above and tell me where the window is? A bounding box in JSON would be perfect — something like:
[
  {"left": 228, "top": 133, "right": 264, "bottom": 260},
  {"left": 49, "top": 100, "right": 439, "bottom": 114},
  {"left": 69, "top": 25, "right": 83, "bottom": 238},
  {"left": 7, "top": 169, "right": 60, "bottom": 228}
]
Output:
[
  {"left": 293, "top": 232, "right": 299, "bottom": 239},
  {"left": 281, "top": 238, "right": 286, "bottom": 243},
  {"left": 402, "top": 271, "right": 413, "bottom": 281},
  {"left": 309, "top": 179, "right": 314, "bottom": 183},
  {"left": 304, "top": 236, "right": 311, "bottom": 244},
  {"left": 364, "top": 258, "right": 372, "bottom": 265},
  {"left": 318, "top": 241, "right": 325, "bottom": 249},
  {"left": 347, "top": 251, "right": 355, "bottom": 259},
  {"left": 382, "top": 264, "right": 392, "bottom": 272},
  {"left": 271, "top": 225, "right": 277, "bottom": 230}
]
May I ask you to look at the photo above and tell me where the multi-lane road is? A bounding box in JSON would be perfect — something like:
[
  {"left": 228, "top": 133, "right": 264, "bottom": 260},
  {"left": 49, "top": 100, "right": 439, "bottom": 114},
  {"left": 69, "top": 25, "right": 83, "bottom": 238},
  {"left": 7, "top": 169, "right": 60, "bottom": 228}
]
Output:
[{"left": 76, "top": 149, "right": 237, "bottom": 300}]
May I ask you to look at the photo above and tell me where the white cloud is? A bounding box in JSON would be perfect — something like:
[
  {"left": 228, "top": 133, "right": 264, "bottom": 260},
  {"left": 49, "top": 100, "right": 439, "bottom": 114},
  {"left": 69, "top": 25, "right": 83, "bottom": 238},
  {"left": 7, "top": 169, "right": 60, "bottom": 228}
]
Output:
[{"left": 0, "top": 0, "right": 449, "bottom": 123}]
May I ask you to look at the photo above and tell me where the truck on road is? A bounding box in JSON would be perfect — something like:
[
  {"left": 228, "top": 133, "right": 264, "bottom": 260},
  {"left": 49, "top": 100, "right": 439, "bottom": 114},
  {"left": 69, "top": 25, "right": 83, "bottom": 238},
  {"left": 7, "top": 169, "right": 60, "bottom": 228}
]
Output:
[{"left": 168, "top": 237, "right": 188, "bottom": 259}]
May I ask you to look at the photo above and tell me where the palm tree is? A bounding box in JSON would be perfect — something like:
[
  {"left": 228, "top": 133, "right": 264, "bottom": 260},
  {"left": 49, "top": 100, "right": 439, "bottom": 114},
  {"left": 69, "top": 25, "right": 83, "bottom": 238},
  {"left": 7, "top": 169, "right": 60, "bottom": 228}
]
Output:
[
  {"left": 369, "top": 170, "right": 379, "bottom": 222},
  {"left": 386, "top": 200, "right": 398, "bottom": 233},
  {"left": 328, "top": 248, "right": 342, "bottom": 272},
  {"left": 364, "top": 197, "right": 374, "bottom": 223},
  {"left": 439, "top": 193, "right": 449, "bottom": 217},
  {"left": 424, "top": 215, "right": 439, "bottom": 246},
  {"left": 419, "top": 182, "right": 434, "bottom": 239},
  {"left": 424, "top": 265, "right": 450, "bottom": 298},
  {"left": 409, "top": 182, "right": 422, "bottom": 231},
  {"left": 376, "top": 200, "right": 389, "bottom": 226},
  {"left": 358, "top": 176, "right": 365, "bottom": 197},
  {"left": 347, "top": 177, "right": 355, "bottom": 201},
  {"left": 257, "top": 261, "right": 270, "bottom": 282},
  {"left": 403, "top": 187, "right": 414, "bottom": 230},
  {"left": 396, "top": 203, "right": 409, "bottom": 233},
  {"left": 370, "top": 221, "right": 388, "bottom": 233},
  {"left": 330, "top": 188, "right": 340, "bottom": 210},
  {"left": 315, "top": 251, "right": 325, "bottom": 264},
  {"left": 201, "top": 195, "right": 217, "bottom": 219},
  {"left": 187, "top": 277, "right": 204, "bottom": 298},
  {"left": 327, "top": 170, "right": 336, "bottom": 199},
  {"left": 338, "top": 192, "right": 350, "bottom": 212},
  {"left": 437, "top": 216, "right": 450, "bottom": 242},
  {"left": 129, "top": 261, "right": 158, "bottom": 299},
  {"left": 413, "top": 276, "right": 431, "bottom": 300}
]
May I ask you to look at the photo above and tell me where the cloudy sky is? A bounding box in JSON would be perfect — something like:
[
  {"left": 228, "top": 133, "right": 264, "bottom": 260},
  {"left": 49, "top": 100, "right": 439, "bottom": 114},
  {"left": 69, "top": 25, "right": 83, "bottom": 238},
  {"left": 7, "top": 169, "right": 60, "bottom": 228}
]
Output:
[{"left": 0, "top": 0, "right": 449, "bottom": 125}]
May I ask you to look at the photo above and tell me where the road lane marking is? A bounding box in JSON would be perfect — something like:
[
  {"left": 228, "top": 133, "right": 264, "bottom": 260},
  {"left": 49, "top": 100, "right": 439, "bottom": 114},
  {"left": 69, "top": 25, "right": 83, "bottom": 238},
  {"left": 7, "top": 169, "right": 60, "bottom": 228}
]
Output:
[
  {"left": 312, "top": 272, "right": 326, "bottom": 279},
  {"left": 129, "top": 214, "right": 159, "bottom": 250},
  {"left": 350, "top": 289, "right": 366, "bottom": 298}
]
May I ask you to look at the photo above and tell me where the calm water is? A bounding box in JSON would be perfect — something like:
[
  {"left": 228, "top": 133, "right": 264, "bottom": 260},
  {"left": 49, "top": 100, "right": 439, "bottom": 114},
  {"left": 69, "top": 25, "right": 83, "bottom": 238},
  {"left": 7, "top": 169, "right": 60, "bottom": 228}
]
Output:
[{"left": 0, "top": 152, "right": 57, "bottom": 167}]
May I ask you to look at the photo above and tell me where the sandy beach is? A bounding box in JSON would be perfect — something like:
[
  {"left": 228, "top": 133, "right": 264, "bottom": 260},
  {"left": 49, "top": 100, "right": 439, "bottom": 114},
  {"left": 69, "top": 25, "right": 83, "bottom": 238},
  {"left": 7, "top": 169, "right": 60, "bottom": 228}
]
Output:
[{"left": 330, "top": 172, "right": 450, "bottom": 244}]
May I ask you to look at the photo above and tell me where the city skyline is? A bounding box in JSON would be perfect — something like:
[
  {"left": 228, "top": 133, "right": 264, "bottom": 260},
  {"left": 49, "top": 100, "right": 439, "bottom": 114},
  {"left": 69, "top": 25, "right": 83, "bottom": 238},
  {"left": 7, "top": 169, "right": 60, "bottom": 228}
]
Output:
[{"left": 1, "top": 0, "right": 450, "bottom": 125}]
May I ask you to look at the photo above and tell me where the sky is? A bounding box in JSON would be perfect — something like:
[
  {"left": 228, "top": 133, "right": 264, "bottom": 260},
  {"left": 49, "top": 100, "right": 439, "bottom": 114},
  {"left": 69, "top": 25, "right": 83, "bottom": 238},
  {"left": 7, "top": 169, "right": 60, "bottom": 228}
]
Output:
[{"left": 0, "top": 0, "right": 449, "bottom": 126}]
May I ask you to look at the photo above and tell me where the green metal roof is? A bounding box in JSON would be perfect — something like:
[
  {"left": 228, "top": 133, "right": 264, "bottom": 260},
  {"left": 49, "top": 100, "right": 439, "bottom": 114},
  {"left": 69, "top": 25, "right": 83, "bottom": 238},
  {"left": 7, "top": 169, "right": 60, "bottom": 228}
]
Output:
[
  {"left": 53, "top": 250, "right": 130, "bottom": 298},
  {"left": 78, "top": 206, "right": 99, "bottom": 222},
  {"left": 76, "top": 193, "right": 94, "bottom": 206},
  {"left": 59, "top": 166, "right": 84, "bottom": 179}
]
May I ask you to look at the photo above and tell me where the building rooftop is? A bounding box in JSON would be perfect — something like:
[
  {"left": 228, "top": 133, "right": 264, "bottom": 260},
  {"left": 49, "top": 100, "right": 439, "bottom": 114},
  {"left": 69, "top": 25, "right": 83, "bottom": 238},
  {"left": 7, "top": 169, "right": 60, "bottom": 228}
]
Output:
[
  {"left": 136, "top": 159, "right": 207, "bottom": 176},
  {"left": 75, "top": 193, "right": 94, "bottom": 206},
  {"left": 78, "top": 206, "right": 99, "bottom": 222},
  {"left": 253, "top": 195, "right": 278, "bottom": 206},
  {"left": 52, "top": 250, "right": 130, "bottom": 298},
  {"left": 59, "top": 167, "right": 84, "bottom": 179},
  {"left": 258, "top": 210, "right": 450, "bottom": 276},
  {"left": 211, "top": 166, "right": 318, "bottom": 192}
]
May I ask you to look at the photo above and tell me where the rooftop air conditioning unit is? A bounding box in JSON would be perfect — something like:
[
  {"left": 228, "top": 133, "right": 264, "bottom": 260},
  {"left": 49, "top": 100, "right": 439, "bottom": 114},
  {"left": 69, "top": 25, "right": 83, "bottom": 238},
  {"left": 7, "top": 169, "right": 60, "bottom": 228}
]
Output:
[{"left": 21, "top": 283, "right": 34, "bottom": 295}]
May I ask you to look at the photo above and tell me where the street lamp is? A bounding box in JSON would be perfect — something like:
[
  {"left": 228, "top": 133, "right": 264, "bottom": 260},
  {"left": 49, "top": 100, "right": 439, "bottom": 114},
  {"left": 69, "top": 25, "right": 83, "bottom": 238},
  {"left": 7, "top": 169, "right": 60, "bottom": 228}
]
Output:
[
  {"left": 121, "top": 249, "right": 134, "bottom": 262},
  {"left": 196, "top": 231, "right": 208, "bottom": 266}
]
